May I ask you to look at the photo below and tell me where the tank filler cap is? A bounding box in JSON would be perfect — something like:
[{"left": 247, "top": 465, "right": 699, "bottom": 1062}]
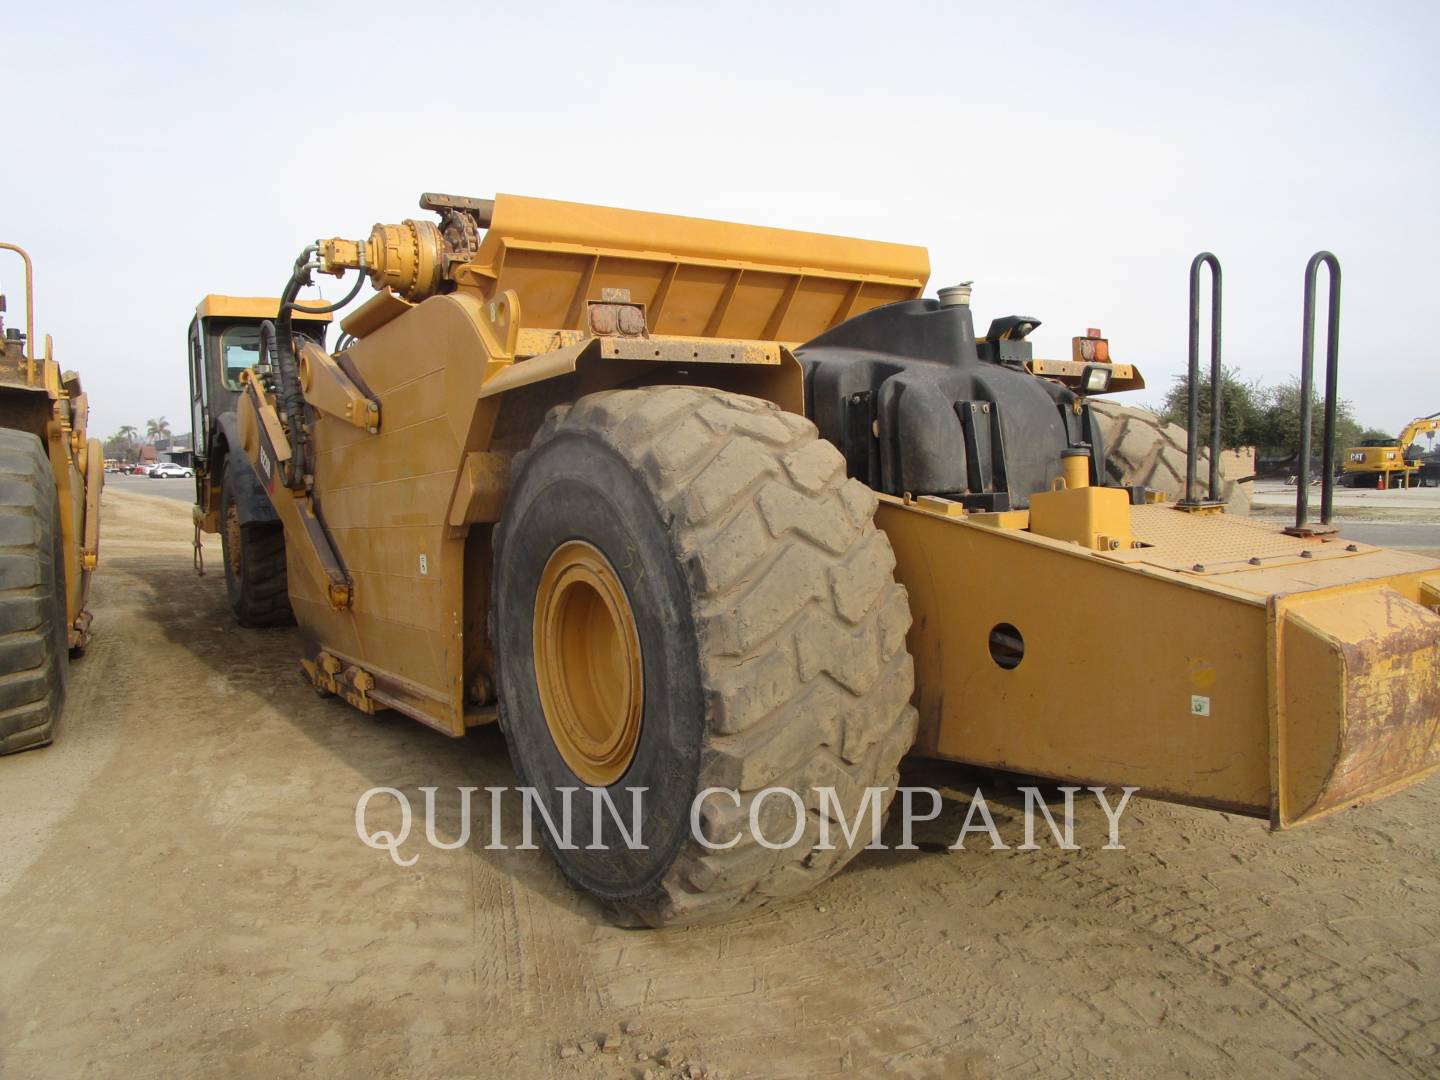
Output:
[{"left": 937, "top": 282, "right": 973, "bottom": 308}]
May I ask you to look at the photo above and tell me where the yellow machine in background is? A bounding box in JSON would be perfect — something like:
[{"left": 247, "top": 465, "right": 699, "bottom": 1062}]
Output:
[
  {"left": 212, "top": 195, "right": 1439, "bottom": 926},
  {"left": 186, "top": 296, "right": 331, "bottom": 627},
  {"left": 0, "top": 243, "right": 102, "bottom": 754},
  {"left": 1343, "top": 412, "right": 1439, "bottom": 488}
]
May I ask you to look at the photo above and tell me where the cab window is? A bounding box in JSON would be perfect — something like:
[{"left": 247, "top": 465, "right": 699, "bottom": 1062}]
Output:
[{"left": 221, "top": 326, "right": 262, "bottom": 391}]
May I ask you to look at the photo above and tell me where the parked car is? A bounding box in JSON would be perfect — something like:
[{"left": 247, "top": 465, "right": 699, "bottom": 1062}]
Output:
[{"left": 149, "top": 463, "right": 194, "bottom": 479}]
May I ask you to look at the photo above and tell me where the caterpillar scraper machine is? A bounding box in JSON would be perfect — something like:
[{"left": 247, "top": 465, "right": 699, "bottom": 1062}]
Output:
[
  {"left": 0, "top": 244, "right": 102, "bottom": 755},
  {"left": 194, "top": 194, "right": 1440, "bottom": 926}
]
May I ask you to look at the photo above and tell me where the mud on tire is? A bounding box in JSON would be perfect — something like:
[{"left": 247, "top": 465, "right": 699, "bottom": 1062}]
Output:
[
  {"left": 493, "top": 386, "right": 917, "bottom": 926},
  {"left": 1090, "top": 400, "right": 1251, "bottom": 514},
  {"left": 0, "top": 428, "right": 70, "bottom": 755},
  {"left": 220, "top": 460, "right": 293, "bottom": 628}
]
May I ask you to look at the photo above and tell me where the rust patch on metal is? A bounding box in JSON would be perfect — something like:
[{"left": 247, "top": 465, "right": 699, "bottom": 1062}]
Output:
[{"left": 1296, "top": 591, "right": 1440, "bottom": 822}]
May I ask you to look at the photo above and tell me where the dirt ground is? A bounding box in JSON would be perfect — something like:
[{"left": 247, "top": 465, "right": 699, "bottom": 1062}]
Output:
[{"left": 1, "top": 490, "right": 1439, "bottom": 1079}]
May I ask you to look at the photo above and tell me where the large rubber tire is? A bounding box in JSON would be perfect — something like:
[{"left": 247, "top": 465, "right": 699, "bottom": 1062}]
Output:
[
  {"left": 219, "top": 461, "right": 293, "bottom": 628},
  {"left": 0, "top": 429, "right": 70, "bottom": 755},
  {"left": 493, "top": 386, "right": 918, "bottom": 927},
  {"left": 1089, "top": 400, "right": 1251, "bottom": 515}
]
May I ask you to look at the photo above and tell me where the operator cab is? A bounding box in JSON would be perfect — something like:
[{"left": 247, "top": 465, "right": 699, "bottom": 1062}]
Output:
[{"left": 186, "top": 296, "right": 331, "bottom": 463}]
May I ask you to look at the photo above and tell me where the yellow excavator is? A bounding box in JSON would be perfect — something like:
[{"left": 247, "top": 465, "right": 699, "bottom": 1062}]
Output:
[
  {"left": 1343, "top": 412, "right": 1440, "bottom": 488},
  {"left": 196, "top": 196, "right": 1439, "bottom": 926}
]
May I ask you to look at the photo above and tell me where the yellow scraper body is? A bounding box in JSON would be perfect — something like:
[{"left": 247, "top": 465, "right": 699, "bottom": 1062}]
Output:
[{"left": 881, "top": 496, "right": 1440, "bottom": 828}]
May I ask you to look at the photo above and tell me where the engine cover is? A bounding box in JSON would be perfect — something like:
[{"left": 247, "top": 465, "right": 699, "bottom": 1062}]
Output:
[{"left": 795, "top": 298, "right": 1108, "bottom": 510}]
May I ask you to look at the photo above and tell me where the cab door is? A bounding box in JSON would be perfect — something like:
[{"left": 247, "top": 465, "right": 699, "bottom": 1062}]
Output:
[{"left": 188, "top": 317, "right": 208, "bottom": 459}]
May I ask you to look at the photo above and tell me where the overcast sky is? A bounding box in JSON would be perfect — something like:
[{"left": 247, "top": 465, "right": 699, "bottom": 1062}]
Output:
[{"left": 3, "top": 1, "right": 1436, "bottom": 444}]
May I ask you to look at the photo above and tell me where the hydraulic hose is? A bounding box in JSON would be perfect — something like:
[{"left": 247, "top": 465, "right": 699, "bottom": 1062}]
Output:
[
  {"left": 267, "top": 243, "right": 368, "bottom": 490},
  {"left": 290, "top": 268, "right": 367, "bottom": 316}
]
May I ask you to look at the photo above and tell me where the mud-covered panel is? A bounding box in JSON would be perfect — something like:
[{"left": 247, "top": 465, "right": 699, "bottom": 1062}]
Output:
[{"left": 1281, "top": 587, "right": 1440, "bottom": 826}]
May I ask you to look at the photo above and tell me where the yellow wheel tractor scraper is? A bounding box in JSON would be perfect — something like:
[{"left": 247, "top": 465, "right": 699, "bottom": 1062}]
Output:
[
  {"left": 195, "top": 194, "right": 1439, "bottom": 925},
  {"left": 0, "top": 244, "right": 102, "bottom": 755}
]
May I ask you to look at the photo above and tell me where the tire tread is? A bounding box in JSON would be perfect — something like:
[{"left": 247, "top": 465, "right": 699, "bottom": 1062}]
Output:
[
  {"left": 1090, "top": 400, "right": 1251, "bottom": 514},
  {"left": 526, "top": 387, "right": 918, "bottom": 925},
  {"left": 0, "top": 431, "right": 68, "bottom": 756}
]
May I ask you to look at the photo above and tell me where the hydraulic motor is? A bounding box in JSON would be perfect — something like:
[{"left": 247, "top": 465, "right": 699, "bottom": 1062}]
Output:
[{"left": 317, "top": 193, "right": 494, "bottom": 302}]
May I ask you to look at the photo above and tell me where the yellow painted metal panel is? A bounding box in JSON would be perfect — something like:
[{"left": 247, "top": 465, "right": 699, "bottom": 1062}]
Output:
[
  {"left": 470, "top": 194, "right": 929, "bottom": 343},
  {"left": 879, "top": 496, "right": 1273, "bottom": 814},
  {"left": 1028, "top": 482, "right": 1133, "bottom": 550},
  {"left": 195, "top": 295, "right": 332, "bottom": 322},
  {"left": 1278, "top": 588, "right": 1440, "bottom": 825},
  {"left": 483, "top": 194, "right": 930, "bottom": 282},
  {"left": 877, "top": 495, "right": 1440, "bottom": 823},
  {"left": 284, "top": 295, "right": 500, "bottom": 735}
]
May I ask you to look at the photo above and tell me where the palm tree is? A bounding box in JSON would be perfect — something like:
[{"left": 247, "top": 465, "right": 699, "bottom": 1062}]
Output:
[
  {"left": 145, "top": 417, "right": 172, "bottom": 449},
  {"left": 113, "top": 424, "right": 139, "bottom": 463}
]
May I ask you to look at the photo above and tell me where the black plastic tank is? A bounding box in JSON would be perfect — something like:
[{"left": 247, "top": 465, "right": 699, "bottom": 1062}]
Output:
[{"left": 795, "top": 294, "right": 1109, "bottom": 511}]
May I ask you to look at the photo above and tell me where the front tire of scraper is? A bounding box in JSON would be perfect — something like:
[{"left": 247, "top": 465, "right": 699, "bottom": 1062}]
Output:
[
  {"left": 219, "top": 459, "right": 293, "bottom": 629},
  {"left": 492, "top": 386, "right": 918, "bottom": 927}
]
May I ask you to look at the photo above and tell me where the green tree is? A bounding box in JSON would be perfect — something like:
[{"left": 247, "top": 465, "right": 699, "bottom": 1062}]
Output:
[
  {"left": 1254, "top": 380, "right": 1361, "bottom": 461},
  {"left": 106, "top": 424, "right": 140, "bottom": 463},
  {"left": 1357, "top": 428, "right": 1394, "bottom": 444},
  {"left": 145, "top": 417, "right": 171, "bottom": 446},
  {"left": 1158, "top": 367, "right": 1266, "bottom": 451}
]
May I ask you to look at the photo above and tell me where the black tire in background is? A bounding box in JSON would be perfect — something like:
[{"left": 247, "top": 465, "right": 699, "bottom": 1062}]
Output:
[
  {"left": 493, "top": 386, "right": 918, "bottom": 927},
  {"left": 0, "top": 428, "right": 69, "bottom": 755},
  {"left": 219, "top": 458, "right": 293, "bottom": 628},
  {"left": 1090, "top": 400, "right": 1252, "bottom": 514}
]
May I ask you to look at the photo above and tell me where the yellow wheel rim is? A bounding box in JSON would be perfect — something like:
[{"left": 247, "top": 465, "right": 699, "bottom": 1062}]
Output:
[{"left": 533, "top": 540, "right": 644, "bottom": 786}]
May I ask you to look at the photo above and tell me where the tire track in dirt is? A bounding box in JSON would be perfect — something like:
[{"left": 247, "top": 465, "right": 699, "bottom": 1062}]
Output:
[{"left": 0, "top": 494, "right": 603, "bottom": 1077}]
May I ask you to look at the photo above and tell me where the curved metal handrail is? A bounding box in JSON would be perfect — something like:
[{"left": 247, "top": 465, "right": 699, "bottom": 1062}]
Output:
[
  {"left": 1294, "top": 252, "right": 1341, "bottom": 530},
  {"left": 1184, "top": 253, "right": 1223, "bottom": 504}
]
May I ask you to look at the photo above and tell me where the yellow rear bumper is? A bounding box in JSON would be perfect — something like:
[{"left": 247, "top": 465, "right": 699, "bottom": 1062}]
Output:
[
  {"left": 877, "top": 496, "right": 1440, "bottom": 828},
  {"left": 1275, "top": 583, "right": 1440, "bottom": 826}
]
